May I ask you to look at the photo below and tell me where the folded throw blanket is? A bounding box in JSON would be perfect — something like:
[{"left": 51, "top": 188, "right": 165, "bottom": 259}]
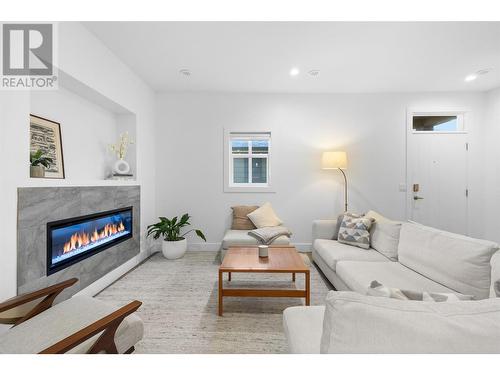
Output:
[{"left": 248, "top": 226, "right": 292, "bottom": 245}]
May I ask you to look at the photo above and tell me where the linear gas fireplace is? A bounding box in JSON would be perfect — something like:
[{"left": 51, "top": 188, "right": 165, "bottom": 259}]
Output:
[{"left": 47, "top": 207, "right": 133, "bottom": 275}]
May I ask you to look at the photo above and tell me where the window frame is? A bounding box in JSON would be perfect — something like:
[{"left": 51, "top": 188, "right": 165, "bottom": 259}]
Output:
[
  {"left": 410, "top": 111, "right": 467, "bottom": 134},
  {"left": 224, "top": 130, "right": 274, "bottom": 193}
]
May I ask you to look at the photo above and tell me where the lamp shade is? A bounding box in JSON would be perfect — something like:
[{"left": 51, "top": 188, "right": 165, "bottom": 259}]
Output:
[{"left": 322, "top": 151, "right": 347, "bottom": 169}]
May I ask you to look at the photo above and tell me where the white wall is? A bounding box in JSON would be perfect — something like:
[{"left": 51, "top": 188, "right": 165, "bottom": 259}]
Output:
[
  {"left": 483, "top": 87, "right": 500, "bottom": 243},
  {"left": 30, "top": 88, "right": 118, "bottom": 180},
  {"left": 0, "top": 22, "right": 157, "bottom": 301},
  {"left": 155, "top": 92, "right": 486, "bottom": 249}
]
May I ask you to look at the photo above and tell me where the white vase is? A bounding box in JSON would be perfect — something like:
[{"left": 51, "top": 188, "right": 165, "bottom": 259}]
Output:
[
  {"left": 113, "top": 159, "right": 130, "bottom": 175},
  {"left": 162, "top": 238, "right": 187, "bottom": 260}
]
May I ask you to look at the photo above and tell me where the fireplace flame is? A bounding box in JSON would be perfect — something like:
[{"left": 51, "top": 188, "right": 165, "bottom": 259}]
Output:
[{"left": 62, "top": 221, "right": 126, "bottom": 254}]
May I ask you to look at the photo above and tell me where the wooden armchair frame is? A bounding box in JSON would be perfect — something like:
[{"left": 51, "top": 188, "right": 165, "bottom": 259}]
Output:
[{"left": 0, "top": 278, "right": 142, "bottom": 354}]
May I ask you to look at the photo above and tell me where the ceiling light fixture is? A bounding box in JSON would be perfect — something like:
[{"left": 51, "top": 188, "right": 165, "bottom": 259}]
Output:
[
  {"left": 308, "top": 70, "right": 320, "bottom": 77},
  {"left": 465, "top": 69, "right": 490, "bottom": 82},
  {"left": 465, "top": 74, "right": 477, "bottom": 82},
  {"left": 289, "top": 68, "right": 300, "bottom": 77},
  {"left": 179, "top": 69, "right": 191, "bottom": 77}
]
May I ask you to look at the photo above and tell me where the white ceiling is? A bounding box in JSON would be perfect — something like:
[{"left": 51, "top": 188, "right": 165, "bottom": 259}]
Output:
[{"left": 83, "top": 22, "right": 500, "bottom": 93}]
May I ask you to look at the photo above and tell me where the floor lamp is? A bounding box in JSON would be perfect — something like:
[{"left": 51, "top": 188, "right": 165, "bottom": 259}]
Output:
[{"left": 322, "top": 151, "right": 348, "bottom": 212}]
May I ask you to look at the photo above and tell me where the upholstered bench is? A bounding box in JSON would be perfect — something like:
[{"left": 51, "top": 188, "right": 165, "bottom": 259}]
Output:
[{"left": 221, "top": 203, "right": 291, "bottom": 260}]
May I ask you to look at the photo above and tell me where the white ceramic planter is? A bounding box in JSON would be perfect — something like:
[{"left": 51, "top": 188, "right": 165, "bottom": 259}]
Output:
[{"left": 162, "top": 238, "right": 187, "bottom": 260}]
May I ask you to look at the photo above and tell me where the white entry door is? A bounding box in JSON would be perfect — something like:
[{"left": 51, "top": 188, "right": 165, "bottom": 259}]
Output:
[{"left": 406, "top": 112, "right": 468, "bottom": 235}]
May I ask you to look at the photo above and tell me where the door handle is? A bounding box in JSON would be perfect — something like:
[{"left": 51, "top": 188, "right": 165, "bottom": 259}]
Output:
[{"left": 413, "top": 196, "right": 424, "bottom": 200}]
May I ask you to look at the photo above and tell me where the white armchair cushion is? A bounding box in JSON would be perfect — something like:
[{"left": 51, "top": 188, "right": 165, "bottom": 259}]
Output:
[{"left": 321, "top": 291, "right": 500, "bottom": 353}]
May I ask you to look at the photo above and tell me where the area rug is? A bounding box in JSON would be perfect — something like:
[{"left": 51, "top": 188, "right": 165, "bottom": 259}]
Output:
[{"left": 96, "top": 251, "right": 332, "bottom": 354}]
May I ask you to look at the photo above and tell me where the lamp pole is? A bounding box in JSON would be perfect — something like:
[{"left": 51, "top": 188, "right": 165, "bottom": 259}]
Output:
[{"left": 338, "top": 168, "right": 348, "bottom": 212}]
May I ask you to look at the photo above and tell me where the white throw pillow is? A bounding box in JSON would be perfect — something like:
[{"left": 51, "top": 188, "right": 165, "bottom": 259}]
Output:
[
  {"left": 320, "top": 291, "right": 500, "bottom": 353},
  {"left": 246, "top": 202, "right": 283, "bottom": 228},
  {"left": 365, "top": 210, "right": 402, "bottom": 261}
]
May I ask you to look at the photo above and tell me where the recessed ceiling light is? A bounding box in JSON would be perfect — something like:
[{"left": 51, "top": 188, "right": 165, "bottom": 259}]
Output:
[
  {"left": 465, "top": 74, "right": 477, "bottom": 82},
  {"left": 465, "top": 69, "right": 490, "bottom": 82},
  {"left": 308, "top": 70, "right": 320, "bottom": 77},
  {"left": 179, "top": 69, "right": 191, "bottom": 77},
  {"left": 289, "top": 68, "right": 300, "bottom": 77}
]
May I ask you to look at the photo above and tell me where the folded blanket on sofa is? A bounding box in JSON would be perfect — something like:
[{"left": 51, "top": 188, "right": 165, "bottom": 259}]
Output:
[{"left": 248, "top": 226, "right": 292, "bottom": 245}]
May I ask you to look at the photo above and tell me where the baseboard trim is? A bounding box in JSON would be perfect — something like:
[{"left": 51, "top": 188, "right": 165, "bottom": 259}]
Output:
[
  {"left": 187, "top": 242, "right": 312, "bottom": 253},
  {"left": 75, "top": 247, "right": 154, "bottom": 298}
]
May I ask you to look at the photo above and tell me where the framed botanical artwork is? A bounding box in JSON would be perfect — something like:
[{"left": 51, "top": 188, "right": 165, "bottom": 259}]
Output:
[{"left": 29, "top": 114, "right": 65, "bottom": 179}]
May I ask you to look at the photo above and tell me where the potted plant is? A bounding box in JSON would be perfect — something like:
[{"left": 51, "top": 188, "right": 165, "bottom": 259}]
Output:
[
  {"left": 30, "top": 149, "right": 53, "bottom": 178},
  {"left": 147, "top": 214, "right": 206, "bottom": 259},
  {"left": 108, "top": 131, "right": 134, "bottom": 176}
]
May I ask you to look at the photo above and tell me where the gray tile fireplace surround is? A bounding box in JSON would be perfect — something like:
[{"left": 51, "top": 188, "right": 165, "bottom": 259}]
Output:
[{"left": 17, "top": 186, "right": 141, "bottom": 300}]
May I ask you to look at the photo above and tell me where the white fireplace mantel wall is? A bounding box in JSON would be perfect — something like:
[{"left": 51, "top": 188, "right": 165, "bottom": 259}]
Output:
[{"left": 0, "top": 22, "right": 157, "bottom": 301}]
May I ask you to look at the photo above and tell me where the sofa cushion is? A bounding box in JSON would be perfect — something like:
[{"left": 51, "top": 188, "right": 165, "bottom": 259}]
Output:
[
  {"left": 247, "top": 202, "right": 283, "bottom": 228},
  {"left": 491, "top": 250, "right": 500, "bottom": 297},
  {"left": 398, "top": 222, "right": 499, "bottom": 300},
  {"left": 335, "top": 261, "right": 456, "bottom": 295},
  {"left": 365, "top": 210, "right": 402, "bottom": 261},
  {"left": 231, "top": 205, "right": 258, "bottom": 230},
  {"left": 221, "top": 229, "right": 290, "bottom": 249},
  {"left": 313, "top": 239, "right": 389, "bottom": 272},
  {"left": 283, "top": 306, "right": 324, "bottom": 354},
  {"left": 320, "top": 291, "right": 500, "bottom": 353},
  {"left": 0, "top": 296, "right": 143, "bottom": 354},
  {"left": 312, "top": 219, "right": 338, "bottom": 242}
]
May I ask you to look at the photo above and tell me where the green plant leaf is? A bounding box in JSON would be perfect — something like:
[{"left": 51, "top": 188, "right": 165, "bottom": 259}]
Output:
[{"left": 195, "top": 229, "right": 207, "bottom": 242}]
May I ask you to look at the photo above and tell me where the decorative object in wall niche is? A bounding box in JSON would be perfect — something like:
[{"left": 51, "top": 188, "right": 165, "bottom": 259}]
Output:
[
  {"left": 29, "top": 114, "right": 65, "bottom": 179},
  {"left": 109, "top": 131, "right": 134, "bottom": 178},
  {"left": 29, "top": 149, "right": 53, "bottom": 178},
  {"left": 147, "top": 214, "right": 206, "bottom": 260}
]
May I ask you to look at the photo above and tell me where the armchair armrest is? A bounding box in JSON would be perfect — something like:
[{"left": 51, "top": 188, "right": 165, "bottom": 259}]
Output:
[
  {"left": 0, "top": 278, "right": 78, "bottom": 326},
  {"left": 39, "top": 300, "right": 142, "bottom": 354},
  {"left": 312, "top": 220, "right": 338, "bottom": 242}
]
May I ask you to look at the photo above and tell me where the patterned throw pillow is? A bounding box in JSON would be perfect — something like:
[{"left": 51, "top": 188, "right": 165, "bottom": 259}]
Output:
[
  {"left": 367, "top": 280, "right": 474, "bottom": 302},
  {"left": 337, "top": 214, "right": 373, "bottom": 249},
  {"left": 332, "top": 212, "right": 362, "bottom": 240}
]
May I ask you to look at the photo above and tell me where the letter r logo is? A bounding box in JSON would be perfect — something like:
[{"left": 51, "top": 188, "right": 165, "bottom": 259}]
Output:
[{"left": 2, "top": 24, "right": 53, "bottom": 75}]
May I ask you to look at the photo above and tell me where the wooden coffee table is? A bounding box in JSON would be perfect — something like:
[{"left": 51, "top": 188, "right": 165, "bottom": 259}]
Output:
[{"left": 218, "top": 246, "right": 310, "bottom": 316}]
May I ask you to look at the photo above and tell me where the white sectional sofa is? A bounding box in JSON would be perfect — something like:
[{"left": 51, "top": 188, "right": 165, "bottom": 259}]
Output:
[{"left": 283, "top": 214, "right": 500, "bottom": 353}]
